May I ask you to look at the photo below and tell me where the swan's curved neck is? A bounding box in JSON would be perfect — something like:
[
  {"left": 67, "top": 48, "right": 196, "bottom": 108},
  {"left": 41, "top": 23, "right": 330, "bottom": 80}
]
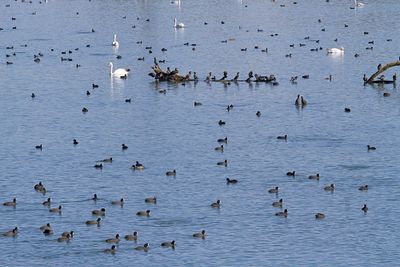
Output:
[
  {"left": 174, "top": 18, "right": 177, "bottom": 27},
  {"left": 113, "top": 35, "right": 117, "bottom": 42}
]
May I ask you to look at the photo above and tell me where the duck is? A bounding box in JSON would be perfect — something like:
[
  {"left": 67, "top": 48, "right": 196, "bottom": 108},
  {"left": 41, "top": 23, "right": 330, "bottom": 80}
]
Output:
[
  {"left": 286, "top": 171, "right": 295, "bottom": 176},
  {"left": 215, "top": 145, "right": 224, "bottom": 151},
  {"left": 173, "top": 18, "right": 184, "bottom": 28},
  {"left": 40, "top": 223, "right": 52, "bottom": 231},
  {"left": 226, "top": 178, "right": 238, "bottom": 184},
  {"left": 132, "top": 161, "right": 145, "bottom": 170},
  {"left": 34, "top": 182, "right": 45, "bottom": 192},
  {"left": 362, "top": 204, "right": 368, "bottom": 212},
  {"left": 166, "top": 170, "right": 176, "bottom": 176},
  {"left": 217, "top": 160, "right": 228, "bottom": 166},
  {"left": 268, "top": 187, "right": 279, "bottom": 194},
  {"left": 275, "top": 209, "right": 288, "bottom": 217},
  {"left": 112, "top": 34, "right": 119, "bottom": 47},
  {"left": 121, "top": 144, "right": 128, "bottom": 150},
  {"left": 277, "top": 135, "right": 287, "bottom": 140},
  {"left": 82, "top": 107, "right": 88, "bottom": 113},
  {"left": 98, "top": 157, "right": 113, "bottom": 163},
  {"left": 194, "top": 101, "right": 202, "bottom": 106},
  {"left": 109, "top": 62, "right": 130, "bottom": 78},
  {"left": 256, "top": 111, "right": 261, "bottom": 117},
  {"left": 42, "top": 198, "right": 51, "bottom": 206},
  {"left": 358, "top": 185, "right": 368, "bottom": 191},
  {"left": 111, "top": 198, "right": 124, "bottom": 205},
  {"left": 92, "top": 208, "right": 106, "bottom": 216},
  {"left": 49, "top": 205, "right": 62, "bottom": 213},
  {"left": 2, "top": 227, "right": 18, "bottom": 237},
  {"left": 125, "top": 231, "right": 138, "bottom": 241},
  {"left": 217, "top": 137, "right": 228, "bottom": 143},
  {"left": 104, "top": 245, "right": 116, "bottom": 253},
  {"left": 367, "top": 145, "right": 376, "bottom": 150},
  {"left": 57, "top": 234, "right": 71, "bottom": 242},
  {"left": 315, "top": 213, "right": 325, "bottom": 219},
  {"left": 354, "top": 0, "right": 364, "bottom": 7},
  {"left": 193, "top": 230, "right": 206, "bottom": 239},
  {"left": 308, "top": 173, "right": 320, "bottom": 180},
  {"left": 86, "top": 218, "right": 101, "bottom": 225},
  {"left": 324, "top": 184, "right": 335, "bottom": 191},
  {"left": 106, "top": 234, "right": 120, "bottom": 243},
  {"left": 210, "top": 200, "right": 221, "bottom": 208},
  {"left": 161, "top": 240, "right": 175, "bottom": 248},
  {"left": 232, "top": 72, "right": 239, "bottom": 81},
  {"left": 3, "top": 198, "right": 16, "bottom": 207},
  {"left": 218, "top": 120, "right": 226, "bottom": 126},
  {"left": 145, "top": 197, "right": 157, "bottom": 204},
  {"left": 73, "top": 139, "right": 79, "bottom": 145},
  {"left": 94, "top": 164, "right": 103, "bottom": 169},
  {"left": 61, "top": 231, "right": 74, "bottom": 238},
  {"left": 136, "top": 210, "right": 151, "bottom": 217},
  {"left": 344, "top": 108, "right": 351, "bottom": 113},
  {"left": 272, "top": 199, "right": 283, "bottom": 208},
  {"left": 327, "top": 47, "right": 344, "bottom": 54},
  {"left": 92, "top": 194, "right": 98, "bottom": 201},
  {"left": 134, "top": 243, "right": 150, "bottom": 252},
  {"left": 35, "top": 144, "right": 43, "bottom": 150}
]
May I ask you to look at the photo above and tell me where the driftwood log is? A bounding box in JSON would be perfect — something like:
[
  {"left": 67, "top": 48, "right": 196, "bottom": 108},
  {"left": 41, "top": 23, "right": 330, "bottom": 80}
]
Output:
[{"left": 366, "top": 61, "right": 400, "bottom": 84}]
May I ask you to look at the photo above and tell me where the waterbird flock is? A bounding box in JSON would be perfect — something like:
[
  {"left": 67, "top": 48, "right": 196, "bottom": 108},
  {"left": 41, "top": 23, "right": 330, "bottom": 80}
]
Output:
[{"left": 0, "top": 0, "right": 398, "bottom": 263}]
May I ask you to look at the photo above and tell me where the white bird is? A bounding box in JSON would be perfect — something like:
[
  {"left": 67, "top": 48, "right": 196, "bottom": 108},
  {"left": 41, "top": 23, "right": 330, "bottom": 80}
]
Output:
[
  {"left": 112, "top": 34, "right": 119, "bottom": 47},
  {"left": 355, "top": 0, "right": 364, "bottom": 7},
  {"left": 108, "top": 62, "right": 130, "bottom": 78},
  {"left": 326, "top": 47, "right": 344, "bottom": 54},
  {"left": 174, "top": 18, "right": 185, "bottom": 28}
]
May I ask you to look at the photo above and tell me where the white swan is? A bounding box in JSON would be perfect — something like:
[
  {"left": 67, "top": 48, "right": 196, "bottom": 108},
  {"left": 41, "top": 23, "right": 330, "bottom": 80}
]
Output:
[
  {"left": 112, "top": 34, "right": 119, "bottom": 47},
  {"left": 109, "top": 62, "right": 129, "bottom": 78},
  {"left": 174, "top": 18, "right": 185, "bottom": 28},
  {"left": 355, "top": 0, "right": 364, "bottom": 7},
  {"left": 327, "top": 47, "right": 344, "bottom": 54}
]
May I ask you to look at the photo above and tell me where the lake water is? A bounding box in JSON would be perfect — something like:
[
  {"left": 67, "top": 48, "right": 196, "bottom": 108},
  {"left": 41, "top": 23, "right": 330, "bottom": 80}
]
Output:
[{"left": 1, "top": 0, "right": 400, "bottom": 266}]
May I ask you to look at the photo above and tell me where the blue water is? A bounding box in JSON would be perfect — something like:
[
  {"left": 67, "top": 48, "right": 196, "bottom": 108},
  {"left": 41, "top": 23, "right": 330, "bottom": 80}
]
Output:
[{"left": 1, "top": 0, "right": 400, "bottom": 266}]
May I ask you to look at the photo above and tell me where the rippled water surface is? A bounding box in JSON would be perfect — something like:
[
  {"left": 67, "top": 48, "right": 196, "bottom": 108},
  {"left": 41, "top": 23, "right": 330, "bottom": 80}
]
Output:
[{"left": 1, "top": 0, "right": 400, "bottom": 266}]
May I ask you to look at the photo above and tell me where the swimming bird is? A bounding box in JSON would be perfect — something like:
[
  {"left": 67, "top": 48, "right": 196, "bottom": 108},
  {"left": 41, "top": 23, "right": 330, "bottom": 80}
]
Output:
[
  {"left": 215, "top": 145, "right": 224, "bottom": 151},
  {"left": 42, "top": 197, "right": 51, "bottom": 206},
  {"left": 92, "top": 208, "right": 106, "bottom": 216},
  {"left": 272, "top": 199, "right": 283, "bottom": 208},
  {"left": 217, "top": 137, "right": 228, "bottom": 143},
  {"left": 134, "top": 243, "right": 150, "bottom": 252},
  {"left": 125, "top": 232, "right": 138, "bottom": 241},
  {"left": 3, "top": 198, "right": 16, "bottom": 207},
  {"left": 161, "top": 240, "right": 175, "bottom": 248},
  {"left": 106, "top": 234, "right": 120, "bottom": 243},
  {"left": 354, "top": 0, "right": 364, "bottom": 7},
  {"left": 226, "top": 178, "right": 238, "bottom": 184},
  {"left": 121, "top": 144, "right": 128, "bottom": 150},
  {"left": 277, "top": 135, "right": 287, "bottom": 140},
  {"left": 109, "top": 62, "right": 130, "bottom": 78},
  {"left": 327, "top": 47, "right": 344, "bottom": 54},
  {"left": 136, "top": 210, "right": 151, "bottom": 217},
  {"left": 344, "top": 108, "right": 351, "bottom": 113},
  {"left": 112, "top": 34, "right": 119, "bottom": 47},
  {"left": 40, "top": 223, "right": 52, "bottom": 231},
  {"left": 86, "top": 218, "right": 101, "bottom": 225},
  {"left": 217, "top": 160, "right": 228, "bottom": 166},
  {"left": 308, "top": 173, "right": 320, "bottom": 180},
  {"left": 111, "top": 198, "right": 124, "bottom": 205},
  {"left": 193, "top": 230, "right": 206, "bottom": 239},
  {"left": 232, "top": 72, "right": 239, "bottom": 81},
  {"left": 286, "top": 171, "right": 295, "bottom": 176},
  {"left": 49, "top": 205, "right": 62, "bottom": 213},
  {"left": 34, "top": 182, "right": 45, "bottom": 192},
  {"left": 104, "top": 245, "right": 116, "bottom": 253},
  {"left": 358, "top": 185, "right": 368, "bottom": 191},
  {"left": 2, "top": 227, "right": 18, "bottom": 237},
  {"left": 145, "top": 197, "right": 157, "bottom": 204},
  {"left": 94, "top": 164, "right": 103, "bottom": 169},
  {"left": 275, "top": 209, "right": 288, "bottom": 217},
  {"left": 324, "top": 184, "right": 335, "bottom": 192},
  {"left": 218, "top": 120, "right": 226, "bottom": 126},
  {"left": 43, "top": 228, "right": 53, "bottom": 235},
  {"left": 256, "top": 111, "right": 261, "bottom": 117},
  {"left": 131, "top": 161, "right": 145, "bottom": 170},
  {"left": 268, "top": 187, "right": 279, "bottom": 193},
  {"left": 98, "top": 157, "right": 113, "bottom": 163},
  {"left": 73, "top": 139, "right": 79, "bottom": 145},
  {"left": 211, "top": 200, "right": 221, "bottom": 208},
  {"left": 367, "top": 145, "right": 376, "bottom": 150},
  {"left": 301, "top": 96, "right": 307, "bottom": 106},
  {"left": 166, "top": 170, "right": 176, "bottom": 176},
  {"left": 194, "top": 101, "right": 202, "bottom": 106},
  {"left": 315, "top": 213, "right": 325, "bottom": 219},
  {"left": 173, "top": 18, "right": 184, "bottom": 28},
  {"left": 61, "top": 231, "right": 74, "bottom": 238},
  {"left": 92, "top": 194, "right": 98, "bottom": 201},
  {"left": 35, "top": 144, "right": 43, "bottom": 150},
  {"left": 362, "top": 204, "right": 368, "bottom": 212}
]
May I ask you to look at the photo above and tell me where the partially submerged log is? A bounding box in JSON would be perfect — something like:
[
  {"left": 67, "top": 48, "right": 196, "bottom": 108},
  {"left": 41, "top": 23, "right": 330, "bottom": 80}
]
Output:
[{"left": 366, "top": 61, "right": 399, "bottom": 84}]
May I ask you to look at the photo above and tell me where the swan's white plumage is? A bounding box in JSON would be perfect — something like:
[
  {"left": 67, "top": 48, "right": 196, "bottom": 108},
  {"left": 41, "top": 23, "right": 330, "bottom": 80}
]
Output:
[
  {"left": 109, "top": 62, "right": 129, "bottom": 77},
  {"left": 174, "top": 18, "right": 184, "bottom": 28},
  {"left": 112, "top": 34, "right": 119, "bottom": 47},
  {"left": 327, "top": 47, "right": 344, "bottom": 54}
]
